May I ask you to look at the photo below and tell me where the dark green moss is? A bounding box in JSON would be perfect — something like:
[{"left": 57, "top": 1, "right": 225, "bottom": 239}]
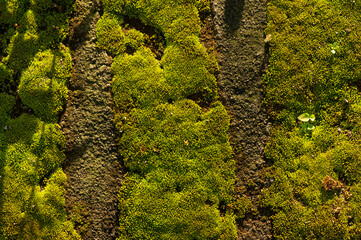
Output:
[{"left": 0, "top": 64, "right": 12, "bottom": 93}]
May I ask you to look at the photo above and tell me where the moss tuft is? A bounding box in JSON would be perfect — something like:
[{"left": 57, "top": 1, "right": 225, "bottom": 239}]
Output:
[{"left": 18, "top": 46, "right": 71, "bottom": 122}]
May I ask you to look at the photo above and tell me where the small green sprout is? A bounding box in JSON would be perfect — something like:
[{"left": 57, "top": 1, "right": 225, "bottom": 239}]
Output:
[
  {"left": 297, "top": 113, "right": 315, "bottom": 131},
  {"left": 330, "top": 42, "right": 340, "bottom": 54}
]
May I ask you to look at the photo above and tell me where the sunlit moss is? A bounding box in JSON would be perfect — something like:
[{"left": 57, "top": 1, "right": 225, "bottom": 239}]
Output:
[
  {"left": 263, "top": 1, "right": 361, "bottom": 238},
  {"left": 99, "top": 0, "right": 236, "bottom": 239},
  {"left": 1, "top": 114, "right": 80, "bottom": 239},
  {"left": 18, "top": 46, "right": 71, "bottom": 121},
  {"left": 0, "top": 0, "right": 78, "bottom": 238}
]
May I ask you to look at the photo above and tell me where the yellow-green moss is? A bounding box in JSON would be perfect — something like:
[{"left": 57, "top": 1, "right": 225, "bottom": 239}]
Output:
[
  {"left": 99, "top": 0, "right": 236, "bottom": 239},
  {"left": 263, "top": 0, "right": 361, "bottom": 238},
  {"left": 18, "top": 46, "right": 71, "bottom": 122},
  {"left": 0, "top": 114, "right": 80, "bottom": 239},
  {"left": 111, "top": 47, "right": 169, "bottom": 110},
  {"left": 0, "top": 0, "right": 78, "bottom": 238}
]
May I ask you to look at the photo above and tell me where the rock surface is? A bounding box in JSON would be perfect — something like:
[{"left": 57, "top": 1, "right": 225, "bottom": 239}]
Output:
[
  {"left": 212, "top": 0, "right": 272, "bottom": 239},
  {"left": 60, "top": 1, "right": 121, "bottom": 239}
]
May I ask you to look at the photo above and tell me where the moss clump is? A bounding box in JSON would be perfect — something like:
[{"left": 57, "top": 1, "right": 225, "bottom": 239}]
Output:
[
  {"left": 112, "top": 47, "right": 169, "bottom": 111},
  {"left": 1, "top": 0, "right": 73, "bottom": 89},
  {"left": 99, "top": 0, "right": 236, "bottom": 239},
  {"left": 0, "top": 114, "right": 80, "bottom": 239},
  {"left": 18, "top": 46, "right": 71, "bottom": 122},
  {"left": 5, "top": 29, "right": 41, "bottom": 77},
  {"left": 263, "top": 0, "right": 361, "bottom": 238},
  {"left": 96, "top": 14, "right": 145, "bottom": 56},
  {"left": 161, "top": 36, "right": 217, "bottom": 101},
  {"left": 118, "top": 101, "right": 235, "bottom": 239},
  {"left": 125, "top": 28, "right": 144, "bottom": 50},
  {"left": 233, "top": 195, "right": 255, "bottom": 220},
  {"left": 0, "top": 0, "right": 78, "bottom": 238},
  {"left": 96, "top": 13, "right": 126, "bottom": 55}
]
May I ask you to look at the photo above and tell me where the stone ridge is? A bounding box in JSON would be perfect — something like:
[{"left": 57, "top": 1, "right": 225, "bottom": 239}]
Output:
[
  {"left": 212, "top": 0, "right": 272, "bottom": 239},
  {"left": 60, "top": 1, "right": 121, "bottom": 239}
]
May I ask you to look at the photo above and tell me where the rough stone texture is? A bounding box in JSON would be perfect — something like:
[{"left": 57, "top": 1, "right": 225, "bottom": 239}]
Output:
[
  {"left": 212, "top": 0, "right": 272, "bottom": 239},
  {"left": 60, "top": 1, "right": 121, "bottom": 239}
]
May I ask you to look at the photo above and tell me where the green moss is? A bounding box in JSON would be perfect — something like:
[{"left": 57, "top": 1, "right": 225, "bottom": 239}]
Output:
[
  {"left": 96, "top": 13, "right": 126, "bottom": 55},
  {"left": 349, "top": 184, "right": 361, "bottom": 238},
  {"left": 112, "top": 47, "right": 169, "bottom": 110},
  {"left": 96, "top": 13, "right": 146, "bottom": 56},
  {"left": 0, "top": 0, "right": 28, "bottom": 25},
  {"left": 0, "top": 114, "right": 80, "bottom": 239},
  {"left": 262, "top": 127, "right": 358, "bottom": 238},
  {"left": 233, "top": 195, "right": 255, "bottom": 219},
  {"left": 117, "top": 100, "right": 233, "bottom": 199},
  {"left": 161, "top": 37, "right": 217, "bottom": 100},
  {"left": 4, "top": 29, "right": 40, "bottom": 76},
  {"left": 18, "top": 46, "right": 71, "bottom": 122},
  {"left": 195, "top": 0, "right": 211, "bottom": 15},
  {"left": 264, "top": 0, "right": 361, "bottom": 238},
  {"left": 100, "top": 0, "right": 236, "bottom": 238},
  {"left": 0, "top": 93, "right": 14, "bottom": 130},
  {"left": 0, "top": 93, "right": 15, "bottom": 115},
  {"left": 119, "top": 169, "right": 236, "bottom": 240},
  {"left": 265, "top": 0, "right": 361, "bottom": 125},
  {"left": 0, "top": 1, "right": 78, "bottom": 238},
  {"left": 125, "top": 28, "right": 144, "bottom": 50},
  {"left": 0, "top": 64, "right": 12, "bottom": 93},
  {"left": 1, "top": 0, "right": 73, "bottom": 83}
]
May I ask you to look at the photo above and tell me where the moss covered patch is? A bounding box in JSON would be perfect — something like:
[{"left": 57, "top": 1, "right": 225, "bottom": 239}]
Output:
[
  {"left": 18, "top": 46, "right": 71, "bottom": 122},
  {"left": 0, "top": 114, "right": 80, "bottom": 239},
  {"left": 263, "top": 0, "right": 361, "bottom": 238},
  {"left": 99, "top": 0, "right": 237, "bottom": 239},
  {"left": 0, "top": 0, "right": 79, "bottom": 238}
]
